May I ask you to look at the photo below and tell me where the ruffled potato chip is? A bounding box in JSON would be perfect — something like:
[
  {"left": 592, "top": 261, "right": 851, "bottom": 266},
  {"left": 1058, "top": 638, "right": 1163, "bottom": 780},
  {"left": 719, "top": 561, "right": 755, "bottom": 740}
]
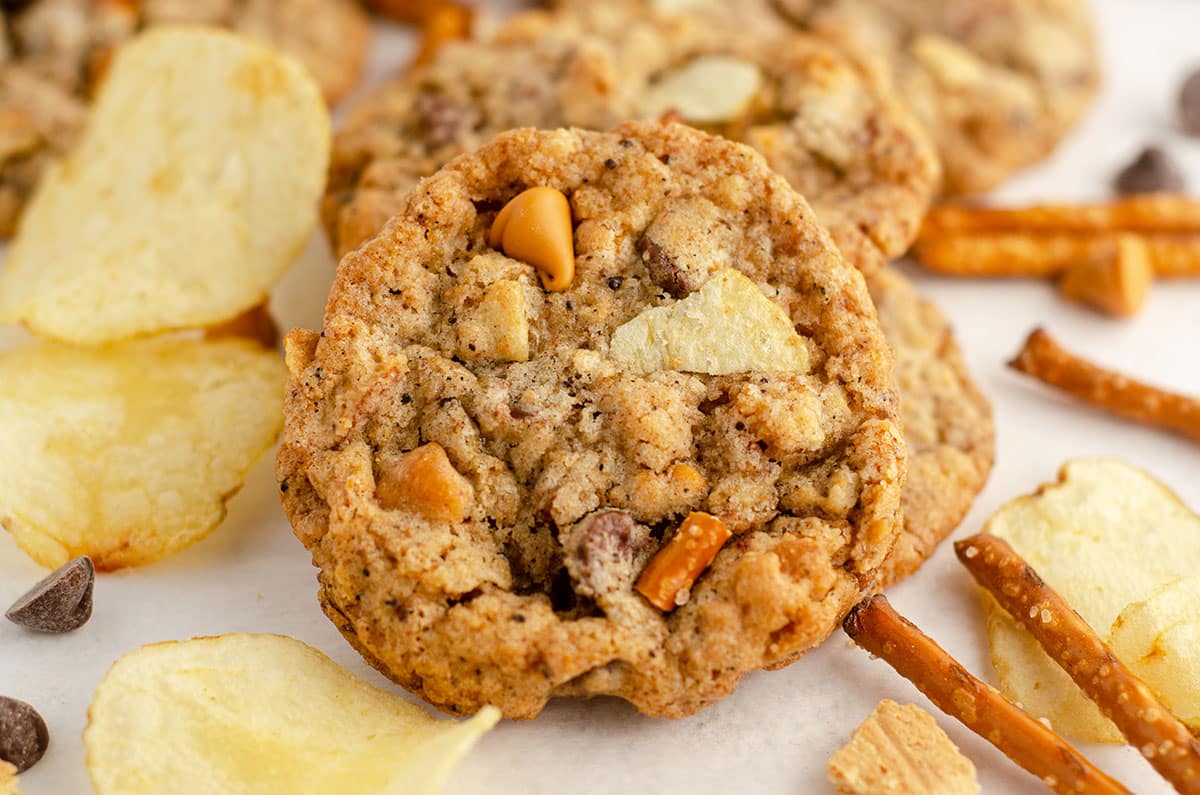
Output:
[
  {"left": 85, "top": 634, "right": 499, "bottom": 795},
  {"left": 0, "top": 338, "right": 286, "bottom": 570},
  {"left": 1110, "top": 576, "right": 1200, "bottom": 734},
  {"left": 981, "top": 458, "right": 1200, "bottom": 742},
  {"left": 0, "top": 27, "right": 329, "bottom": 344},
  {"left": 609, "top": 268, "right": 810, "bottom": 376}
]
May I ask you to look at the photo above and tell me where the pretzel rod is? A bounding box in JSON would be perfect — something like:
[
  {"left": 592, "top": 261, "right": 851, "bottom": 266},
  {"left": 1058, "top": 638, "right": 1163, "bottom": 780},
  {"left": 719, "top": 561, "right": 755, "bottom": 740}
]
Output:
[
  {"left": 843, "top": 595, "right": 1130, "bottom": 795},
  {"left": 1010, "top": 329, "right": 1200, "bottom": 443},
  {"left": 923, "top": 195, "right": 1200, "bottom": 235},
  {"left": 913, "top": 231, "right": 1200, "bottom": 278},
  {"left": 956, "top": 534, "right": 1200, "bottom": 794}
]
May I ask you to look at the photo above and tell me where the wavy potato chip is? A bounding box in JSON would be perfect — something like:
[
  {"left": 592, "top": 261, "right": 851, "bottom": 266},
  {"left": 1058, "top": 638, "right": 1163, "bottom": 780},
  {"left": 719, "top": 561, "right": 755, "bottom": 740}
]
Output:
[
  {"left": 0, "top": 338, "right": 286, "bottom": 570},
  {"left": 1110, "top": 576, "right": 1200, "bottom": 733},
  {"left": 609, "top": 268, "right": 810, "bottom": 376},
  {"left": 85, "top": 634, "right": 499, "bottom": 795},
  {"left": 0, "top": 27, "right": 330, "bottom": 344},
  {"left": 981, "top": 458, "right": 1200, "bottom": 742}
]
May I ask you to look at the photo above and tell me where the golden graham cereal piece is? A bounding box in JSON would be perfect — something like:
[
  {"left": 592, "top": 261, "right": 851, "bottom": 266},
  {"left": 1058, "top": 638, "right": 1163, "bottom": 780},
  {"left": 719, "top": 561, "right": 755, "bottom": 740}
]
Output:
[
  {"left": 609, "top": 268, "right": 810, "bottom": 376},
  {"left": 1058, "top": 235, "right": 1152, "bottom": 317},
  {"left": 635, "top": 512, "right": 731, "bottom": 611},
  {"left": 842, "top": 595, "right": 1131, "bottom": 795},
  {"left": 488, "top": 187, "right": 576, "bottom": 292},
  {"left": 0, "top": 28, "right": 330, "bottom": 344},
  {"left": 0, "top": 761, "right": 20, "bottom": 795},
  {"left": 977, "top": 458, "right": 1200, "bottom": 743},
  {"left": 828, "top": 700, "right": 979, "bottom": 795},
  {"left": 0, "top": 338, "right": 286, "bottom": 571},
  {"left": 957, "top": 533, "right": 1200, "bottom": 794},
  {"left": 1010, "top": 329, "right": 1200, "bottom": 444},
  {"left": 1110, "top": 577, "right": 1200, "bottom": 735},
  {"left": 84, "top": 634, "right": 499, "bottom": 795},
  {"left": 375, "top": 442, "right": 474, "bottom": 522},
  {"left": 412, "top": 3, "right": 473, "bottom": 69}
]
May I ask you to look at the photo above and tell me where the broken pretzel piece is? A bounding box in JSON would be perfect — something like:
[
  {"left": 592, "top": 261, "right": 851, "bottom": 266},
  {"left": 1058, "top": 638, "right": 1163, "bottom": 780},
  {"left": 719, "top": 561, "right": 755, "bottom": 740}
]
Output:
[
  {"left": 375, "top": 442, "right": 474, "bottom": 522},
  {"left": 843, "top": 595, "right": 1130, "bottom": 795},
  {"left": 956, "top": 534, "right": 1200, "bottom": 795},
  {"left": 1010, "top": 329, "right": 1200, "bottom": 444},
  {"left": 1057, "top": 235, "right": 1152, "bottom": 317},
  {"left": 635, "top": 512, "right": 731, "bottom": 611}
]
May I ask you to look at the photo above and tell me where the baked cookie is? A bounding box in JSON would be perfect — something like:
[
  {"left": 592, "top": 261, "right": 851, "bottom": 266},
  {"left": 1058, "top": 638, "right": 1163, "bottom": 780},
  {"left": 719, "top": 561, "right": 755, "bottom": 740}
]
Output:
[
  {"left": 279, "top": 122, "right": 907, "bottom": 719},
  {"left": 0, "top": 0, "right": 367, "bottom": 235},
  {"left": 867, "top": 267, "right": 993, "bottom": 587},
  {"left": 555, "top": 0, "right": 1098, "bottom": 195},
  {"left": 324, "top": 10, "right": 939, "bottom": 274}
]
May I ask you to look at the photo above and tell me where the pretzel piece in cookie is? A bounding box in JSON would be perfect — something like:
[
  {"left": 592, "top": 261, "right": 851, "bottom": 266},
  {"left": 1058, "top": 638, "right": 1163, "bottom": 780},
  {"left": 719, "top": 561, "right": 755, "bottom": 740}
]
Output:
[
  {"left": 843, "top": 595, "right": 1130, "bottom": 795},
  {"left": 956, "top": 534, "right": 1200, "bottom": 795},
  {"left": 1009, "top": 329, "right": 1200, "bottom": 444}
]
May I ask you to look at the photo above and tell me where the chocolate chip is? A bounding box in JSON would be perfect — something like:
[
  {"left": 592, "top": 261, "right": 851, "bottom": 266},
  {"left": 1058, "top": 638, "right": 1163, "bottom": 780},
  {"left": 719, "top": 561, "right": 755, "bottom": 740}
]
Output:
[
  {"left": 562, "top": 509, "right": 651, "bottom": 600},
  {"left": 1180, "top": 69, "right": 1200, "bottom": 136},
  {"left": 638, "top": 236, "right": 696, "bottom": 298},
  {"left": 0, "top": 697, "right": 48, "bottom": 773},
  {"left": 1112, "top": 146, "right": 1185, "bottom": 194},
  {"left": 6, "top": 556, "right": 94, "bottom": 633}
]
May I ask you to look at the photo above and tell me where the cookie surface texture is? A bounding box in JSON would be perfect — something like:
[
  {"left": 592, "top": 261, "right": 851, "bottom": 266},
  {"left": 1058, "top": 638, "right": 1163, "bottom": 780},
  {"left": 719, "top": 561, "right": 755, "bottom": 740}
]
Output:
[{"left": 279, "top": 122, "right": 906, "bottom": 719}]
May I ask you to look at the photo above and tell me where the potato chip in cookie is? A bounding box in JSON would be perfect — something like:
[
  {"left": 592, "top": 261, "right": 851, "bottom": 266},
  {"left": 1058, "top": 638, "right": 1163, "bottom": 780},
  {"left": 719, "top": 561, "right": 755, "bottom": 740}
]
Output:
[{"left": 279, "top": 122, "right": 906, "bottom": 719}]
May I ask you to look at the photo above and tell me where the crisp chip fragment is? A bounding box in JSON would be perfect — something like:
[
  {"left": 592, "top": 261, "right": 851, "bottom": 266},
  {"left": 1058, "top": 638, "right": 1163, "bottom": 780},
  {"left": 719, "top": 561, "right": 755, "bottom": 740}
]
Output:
[
  {"left": 638, "top": 55, "right": 762, "bottom": 124},
  {"left": 84, "top": 634, "right": 499, "bottom": 795},
  {"left": 828, "top": 700, "right": 979, "bottom": 795},
  {"left": 609, "top": 268, "right": 809, "bottom": 375},
  {"left": 0, "top": 761, "right": 21, "bottom": 795},
  {"left": 0, "top": 338, "right": 287, "bottom": 571},
  {"left": 0, "top": 28, "right": 330, "bottom": 344},
  {"left": 1110, "top": 576, "right": 1200, "bottom": 734},
  {"left": 982, "top": 458, "right": 1200, "bottom": 742}
]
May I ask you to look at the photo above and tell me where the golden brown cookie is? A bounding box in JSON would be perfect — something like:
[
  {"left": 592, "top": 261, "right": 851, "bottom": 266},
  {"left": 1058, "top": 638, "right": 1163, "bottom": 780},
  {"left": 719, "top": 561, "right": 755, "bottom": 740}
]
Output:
[
  {"left": 868, "top": 268, "right": 993, "bottom": 586},
  {"left": 279, "top": 122, "right": 906, "bottom": 719},
  {"left": 324, "top": 9, "right": 939, "bottom": 274}
]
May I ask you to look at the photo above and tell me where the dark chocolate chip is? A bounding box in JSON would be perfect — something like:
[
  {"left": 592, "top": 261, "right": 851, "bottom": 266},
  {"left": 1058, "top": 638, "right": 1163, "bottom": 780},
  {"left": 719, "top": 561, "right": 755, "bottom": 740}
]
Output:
[
  {"left": 1112, "top": 145, "right": 1185, "bottom": 194},
  {"left": 1180, "top": 69, "right": 1200, "bottom": 136},
  {"left": 6, "top": 556, "right": 94, "bottom": 633},
  {"left": 638, "top": 236, "right": 695, "bottom": 298},
  {"left": 0, "top": 697, "right": 48, "bottom": 773}
]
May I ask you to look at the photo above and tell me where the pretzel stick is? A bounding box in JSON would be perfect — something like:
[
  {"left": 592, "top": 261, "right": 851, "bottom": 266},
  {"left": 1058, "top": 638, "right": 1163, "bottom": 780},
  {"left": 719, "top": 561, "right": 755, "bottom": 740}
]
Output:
[
  {"left": 956, "top": 534, "right": 1200, "bottom": 794},
  {"left": 843, "top": 595, "right": 1130, "bottom": 795},
  {"left": 1009, "top": 329, "right": 1200, "bottom": 443},
  {"left": 913, "top": 231, "right": 1200, "bottom": 278},
  {"left": 924, "top": 195, "right": 1200, "bottom": 235}
]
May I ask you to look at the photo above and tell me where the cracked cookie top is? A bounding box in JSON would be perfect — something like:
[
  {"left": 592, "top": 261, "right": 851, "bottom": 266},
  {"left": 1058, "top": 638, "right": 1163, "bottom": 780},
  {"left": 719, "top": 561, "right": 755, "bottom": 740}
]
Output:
[{"left": 279, "top": 122, "right": 906, "bottom": 719}]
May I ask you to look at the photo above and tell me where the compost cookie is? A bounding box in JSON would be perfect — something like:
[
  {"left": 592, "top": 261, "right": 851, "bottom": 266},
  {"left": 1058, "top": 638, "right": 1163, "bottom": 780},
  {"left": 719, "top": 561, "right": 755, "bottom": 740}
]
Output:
[
  {"left": 279, "top": 122, "right": 906, "bottom": 719},
  {"left": 324, "top": 9, "right": 939, "bottom": 275}
]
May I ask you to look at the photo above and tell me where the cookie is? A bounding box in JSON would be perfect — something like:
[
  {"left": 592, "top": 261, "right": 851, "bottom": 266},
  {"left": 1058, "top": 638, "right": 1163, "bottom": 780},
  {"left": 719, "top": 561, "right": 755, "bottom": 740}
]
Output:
[
  {"left": 0, "top": 0, "right": 367, "bottom": 236},
  {"left": 279, "top": 121, "right": 907, "bottom": 719},
  {"left": 324, "top": 9, "right": 939, "bottom": 274},
  {"left": 773, "top": 0, "right": 1099, "bottom": 194},
  {"left": 867, "top": 268, "right": 993, "bottom": 587}
]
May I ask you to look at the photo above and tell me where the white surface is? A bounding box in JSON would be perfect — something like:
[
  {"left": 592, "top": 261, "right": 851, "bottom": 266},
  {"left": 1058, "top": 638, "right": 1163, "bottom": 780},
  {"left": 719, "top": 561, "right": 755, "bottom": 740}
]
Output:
[{"left": 3, "top": 2, "right": 1199, "bottom": 793}]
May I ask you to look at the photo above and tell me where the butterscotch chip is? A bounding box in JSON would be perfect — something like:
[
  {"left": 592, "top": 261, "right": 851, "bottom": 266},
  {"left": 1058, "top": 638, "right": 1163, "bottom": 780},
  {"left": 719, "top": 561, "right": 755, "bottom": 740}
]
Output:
[
  {"left": 828, "top": 700, "right": 979, "bottom": 795},
  {"left": 1057, "top": 236, "right": 1152, "bottom": 317},
  {"left": 279, "top": 122, "right": 905, "bottom": 720},
  {"left": 375, "top": 443, "right": 474, "bottom": 522}
]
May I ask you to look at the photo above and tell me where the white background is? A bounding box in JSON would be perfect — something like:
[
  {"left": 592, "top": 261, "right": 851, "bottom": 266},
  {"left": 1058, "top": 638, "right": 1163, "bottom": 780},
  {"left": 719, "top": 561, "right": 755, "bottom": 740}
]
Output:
[{"left": 3, "top": 1, "right": 1199, "bottom": 792}]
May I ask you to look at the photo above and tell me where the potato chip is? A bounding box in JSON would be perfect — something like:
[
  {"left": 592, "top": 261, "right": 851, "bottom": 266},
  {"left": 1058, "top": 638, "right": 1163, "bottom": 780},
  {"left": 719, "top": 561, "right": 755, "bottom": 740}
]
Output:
[
  {"left": 85, "top": 634, "right": 500, "bottom": 795},
  {"left": 0, "top": 28, "right": 330, "bottom": 344},
  {"left": 981, "top": 458, "right": 1200, "bottom": 742},
  {"left": 0, "top": 761, "right": 21, "bottom": 795},
  {"left": 609, "top": 268, "right": 810, "bottom": 375},
  {"left": 0, "top": 338, "right": 286, "bottom": 570},
  {"left": 1110, "top": 576, "right": 1200, "bottom": 733}
]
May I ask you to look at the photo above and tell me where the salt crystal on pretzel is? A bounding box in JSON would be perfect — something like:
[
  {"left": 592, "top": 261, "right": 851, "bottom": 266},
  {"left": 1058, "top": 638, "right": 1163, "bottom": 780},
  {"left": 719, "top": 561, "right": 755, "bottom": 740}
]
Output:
[
  {"left": 842, "top": 594, "right": 1130, "bottom": 795},
  {"left": 956, "top": 533, "right": 1200, "bottom": 795},
  {"left": 1009, "top": 329, "right": 1200, "bottom": 444}
]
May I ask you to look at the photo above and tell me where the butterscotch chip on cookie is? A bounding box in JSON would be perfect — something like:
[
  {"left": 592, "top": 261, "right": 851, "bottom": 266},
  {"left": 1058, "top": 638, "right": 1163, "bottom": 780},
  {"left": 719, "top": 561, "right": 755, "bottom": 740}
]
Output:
[
  {"left": 828, "top": 700, "right": 979, "bottom": 795},
  {"left": 279, "top": 122, "right": 906, "bottom": 719}
]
